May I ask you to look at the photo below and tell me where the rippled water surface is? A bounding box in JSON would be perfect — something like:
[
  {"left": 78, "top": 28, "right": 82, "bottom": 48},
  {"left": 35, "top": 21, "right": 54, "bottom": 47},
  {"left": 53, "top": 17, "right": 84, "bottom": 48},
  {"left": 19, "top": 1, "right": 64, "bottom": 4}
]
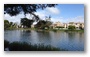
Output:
[{"left": 4, "top": 30, "right": 84, "bottom": 51}]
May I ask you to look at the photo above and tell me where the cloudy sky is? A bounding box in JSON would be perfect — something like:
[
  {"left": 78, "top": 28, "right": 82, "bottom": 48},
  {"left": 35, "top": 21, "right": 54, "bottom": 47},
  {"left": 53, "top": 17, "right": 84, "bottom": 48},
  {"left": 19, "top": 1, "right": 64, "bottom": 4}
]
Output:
[{"left": 4, "top": 4, "right": 84, "bottom": 24}]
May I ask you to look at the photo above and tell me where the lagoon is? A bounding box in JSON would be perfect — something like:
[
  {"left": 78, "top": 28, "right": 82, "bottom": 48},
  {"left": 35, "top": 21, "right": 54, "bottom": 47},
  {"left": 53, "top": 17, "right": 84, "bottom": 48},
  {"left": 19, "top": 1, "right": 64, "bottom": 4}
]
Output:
[{"left": 4, "top": 30, "right": 84, "bottom": 51}]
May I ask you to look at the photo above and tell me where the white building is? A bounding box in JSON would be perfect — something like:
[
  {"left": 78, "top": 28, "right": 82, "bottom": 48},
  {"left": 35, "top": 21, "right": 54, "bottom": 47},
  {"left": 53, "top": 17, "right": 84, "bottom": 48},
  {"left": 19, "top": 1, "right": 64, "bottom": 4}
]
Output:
[{"left": 51, "top": 21, "right": 84, "bottom": 30}]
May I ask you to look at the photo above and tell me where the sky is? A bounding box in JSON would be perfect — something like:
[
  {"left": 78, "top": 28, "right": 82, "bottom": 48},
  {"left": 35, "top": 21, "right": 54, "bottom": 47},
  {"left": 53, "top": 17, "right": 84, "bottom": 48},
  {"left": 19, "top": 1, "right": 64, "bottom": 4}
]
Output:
[{"left": 4, "top": 4, "right": 84, "bottom": 24}]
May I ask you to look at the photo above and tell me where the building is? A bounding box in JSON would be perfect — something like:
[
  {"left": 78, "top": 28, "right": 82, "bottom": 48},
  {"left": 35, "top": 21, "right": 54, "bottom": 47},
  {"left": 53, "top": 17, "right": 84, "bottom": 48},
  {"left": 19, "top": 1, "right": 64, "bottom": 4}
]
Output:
[
  {"left": 51, "top": 21, "right": 64, "bottom": 29},
  {"left": 31, "top": 24, "right": 34, "bottom": 28},
  {"left": 67, "top": 22, "right": 84, "bottom": 29},
  {"left": 51, "top": 21, "right": 84, "bottom": 30},
  {"left": 63, "top": 23, "right": 68, "bottom": 29}
]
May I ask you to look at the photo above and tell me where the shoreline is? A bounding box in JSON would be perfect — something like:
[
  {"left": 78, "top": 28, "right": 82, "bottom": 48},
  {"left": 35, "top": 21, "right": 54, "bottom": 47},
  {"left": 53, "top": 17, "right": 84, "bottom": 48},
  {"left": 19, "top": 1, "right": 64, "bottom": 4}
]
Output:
[{"left": 5, "top": 28, "right": 84, "bottom": 32}]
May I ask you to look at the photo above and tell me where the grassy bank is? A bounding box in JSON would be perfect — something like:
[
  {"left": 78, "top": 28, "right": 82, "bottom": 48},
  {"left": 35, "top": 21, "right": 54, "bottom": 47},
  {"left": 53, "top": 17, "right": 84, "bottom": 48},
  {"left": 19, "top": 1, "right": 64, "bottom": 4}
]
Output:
[
  {"left": 5, "top": 28, "right": 84, "bottom": 33},
  {"left": 64, "top": 30, "right": 84, "bottom": 32},
  {"left": 4, "top": 40, "right": 67, "bottom": 51},
  {"left": 18, "top": 28, "right": 84, "bottom": 31},
  {"left": 43, "top": 29, "right": 84, "bottom": 32}
]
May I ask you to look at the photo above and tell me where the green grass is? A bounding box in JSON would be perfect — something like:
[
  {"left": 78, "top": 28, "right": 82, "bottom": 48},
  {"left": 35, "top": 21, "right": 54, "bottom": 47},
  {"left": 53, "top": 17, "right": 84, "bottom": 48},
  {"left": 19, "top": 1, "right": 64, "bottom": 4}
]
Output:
[
  {"left": 4, "top": 40, "right": 67, "bottom": 51},
  {"left": 64, "top": 30, "right": 84, "bottom": 32}
]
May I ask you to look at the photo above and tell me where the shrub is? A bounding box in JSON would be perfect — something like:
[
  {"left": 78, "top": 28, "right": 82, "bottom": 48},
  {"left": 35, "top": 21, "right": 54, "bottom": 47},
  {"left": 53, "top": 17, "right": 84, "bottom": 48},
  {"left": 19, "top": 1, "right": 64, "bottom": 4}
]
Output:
[
  {"left": 4, "top": 40, "right": 67, "bottom": 51},
  {"left": 4, "top": 40, "right": 9, "bottom": 50},
  {"left": 68, "top": 25, "right": 76, "bottom": 30},
  {"left": 9, "top": 42, "right": 60, "bottom": 51}
]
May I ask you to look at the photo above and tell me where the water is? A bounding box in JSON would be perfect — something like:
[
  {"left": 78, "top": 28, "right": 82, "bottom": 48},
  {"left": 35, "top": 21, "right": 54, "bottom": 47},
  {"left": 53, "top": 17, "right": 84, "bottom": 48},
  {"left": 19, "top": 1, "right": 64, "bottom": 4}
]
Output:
[{"left": 4, "top": 30, "right": 84, "bottom": 51}]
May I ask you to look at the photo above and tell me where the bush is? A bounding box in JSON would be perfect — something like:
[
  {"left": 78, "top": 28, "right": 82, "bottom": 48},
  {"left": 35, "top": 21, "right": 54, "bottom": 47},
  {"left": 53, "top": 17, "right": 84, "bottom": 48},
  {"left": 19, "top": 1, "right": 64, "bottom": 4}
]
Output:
[
  {"left": 4, "top": 40, "right": 9, "bottom": 50},
  {"left": 9, "top": 42, "right": 60, "bottom": 51},
  {"left": 4, "top": 40, "right": 67, "bottom": 51},
  {"left": 68, "top": 25, "right": 76, "bottom": 30},
  {"left": 9, "top": 42, "right": 32, "bottom": 51}
]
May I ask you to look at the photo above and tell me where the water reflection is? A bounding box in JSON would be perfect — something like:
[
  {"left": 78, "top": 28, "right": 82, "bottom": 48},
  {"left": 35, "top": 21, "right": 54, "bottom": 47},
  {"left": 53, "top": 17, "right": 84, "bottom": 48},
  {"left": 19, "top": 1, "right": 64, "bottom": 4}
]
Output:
[
  {"left": 20, "top": 30, "right": 31, "bottom": 43},
  {"left": 37, "top": 31, "right": 51, "bottom": 45},
  {"left": 67, "top": 32, "right": 76, "bottom": 42},
  {"left": 4, "top": 30, "right": 84, "bottom": 51}
]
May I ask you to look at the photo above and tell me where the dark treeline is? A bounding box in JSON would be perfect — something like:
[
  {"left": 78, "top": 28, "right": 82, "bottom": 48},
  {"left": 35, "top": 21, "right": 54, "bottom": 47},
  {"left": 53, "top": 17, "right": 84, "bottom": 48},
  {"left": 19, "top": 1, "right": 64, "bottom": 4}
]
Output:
[
  {"left": 20, "top": 16, "right": 52, "bottom": 29},
  {"left": 4, "top": 15, "right": 52, "bottom": 30}
]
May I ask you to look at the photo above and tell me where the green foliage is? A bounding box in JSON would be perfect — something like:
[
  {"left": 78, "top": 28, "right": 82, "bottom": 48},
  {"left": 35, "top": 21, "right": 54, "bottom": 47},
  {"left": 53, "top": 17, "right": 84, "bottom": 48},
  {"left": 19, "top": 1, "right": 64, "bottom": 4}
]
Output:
[
  {"left": 4, "top": 40, "right": 9, "bottom": 50},
  {"left": 45, "top": 21, "right": 52, "bottom": 27},
  {"left": 56, "top": 26, "right": 64, "bottom": 30},
  {"left": 4, "top": 4, "right": 56, "bottom": 16},
  {"left": 35, "top": 20, "right": 52, "bottom": 29},
  {"left": 4, "top": 4, "right": 57, "bottom": 21},
  {"left": 21, "top": 18, "right": 34, "bottom": 28},
  {"left": 52, "top": 29, "right": 57, "bottom": 32},
  {"left": 9, "top": 42, "right": 60, "bottom": 51},
  {"left": 35, "top": 20, "right": 46, "bottom": 29},
  {"left": 4, "top": 20, "right": 18, "bottom": 30},
  {"left": 56, "top": 26, "right": 64, "bottom": 28},
  {"left": 4, "top": 40, "right": 67, "bottom": 51},
  {"left": 4, "top": 20, "right": 10, "bottom": 29},
  {"left": 9, "top": 22, "right": 13, "bottom": 26},
  {"left": 68, "top": 25, "right": 76, "bottom": 30}
]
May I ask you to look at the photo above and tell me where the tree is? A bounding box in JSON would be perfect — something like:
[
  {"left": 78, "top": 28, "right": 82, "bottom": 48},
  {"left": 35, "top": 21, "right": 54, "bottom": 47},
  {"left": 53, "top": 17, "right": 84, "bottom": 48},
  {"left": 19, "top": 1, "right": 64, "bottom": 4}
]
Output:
[
  {"left": 45, "top": 16, "right": 52, "bottom": 29},
  {"left": 21, "top": 18, "right": 34, "bottom": 28},
  {"left": 4, "top": 4, "right": 57, "bottom": 21},
  {"left": 4, "top": 20, "right": 19, "bottom": 30},
  {"left": 4, "top": 20, "right": 10, "bottom": 29},
  {"left": 68, "top": 25, "right": 76, "bottom": 30},
  {"left": 35, "top": 20, "right": 52, "bottom": 29},
  {"left": 35, "top": 20, "right": 46, "bottom": 29},
  {"left": 35, "top": 15, "right": 52, "bottom": 29},
  {"left": 9, "top": 22, "right": 13, "bottom": 26}
]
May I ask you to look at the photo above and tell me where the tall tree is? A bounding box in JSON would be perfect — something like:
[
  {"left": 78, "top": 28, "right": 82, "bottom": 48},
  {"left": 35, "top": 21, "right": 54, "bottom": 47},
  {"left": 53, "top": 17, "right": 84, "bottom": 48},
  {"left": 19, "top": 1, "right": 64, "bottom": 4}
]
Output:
[
  {"left": 21, "top": 18, "right": 34, "bottom": 28},
  {"left": 9, "top": 22, "right": 13, "bottom": 26},
  {"left": 35, "top": 20, "right": 52, "bottom": 29},
  {"left": 4, "top": 20, "right": 10, "bottom": 29},
  {"left": 4, "top": 4, "right": 57, "bottom": 21},
  {"left": 35, "top": 20, "right": 46, "bottom": 29}
]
